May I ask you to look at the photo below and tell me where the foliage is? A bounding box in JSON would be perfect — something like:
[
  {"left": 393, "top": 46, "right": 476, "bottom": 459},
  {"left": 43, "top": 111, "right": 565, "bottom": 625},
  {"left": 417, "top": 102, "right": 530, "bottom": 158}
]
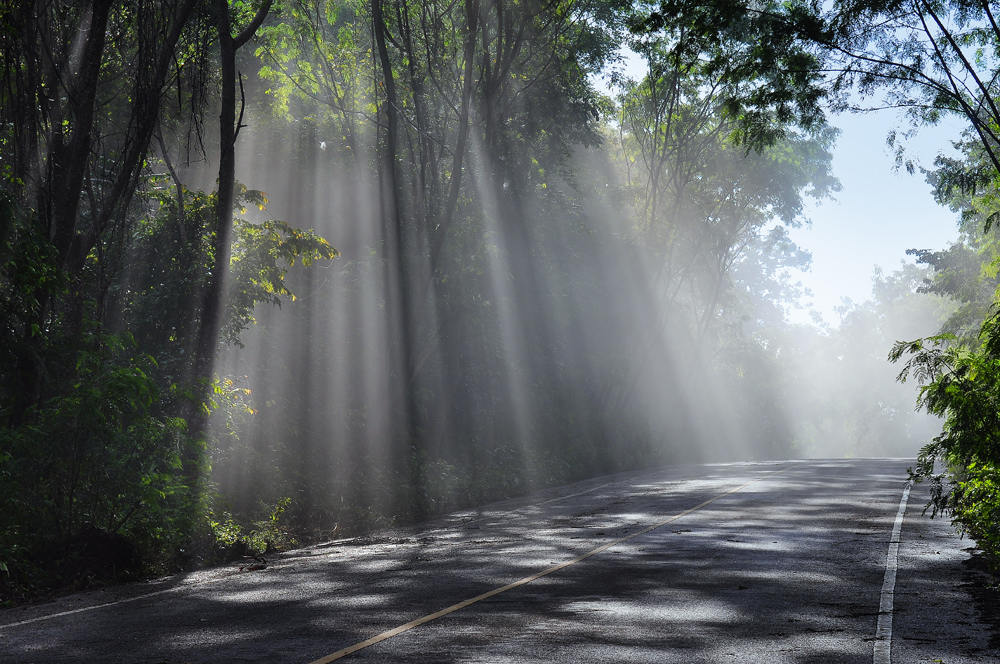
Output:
[
  {"left": 0, "top": 168, "right": 334, "bottom": 600},
  {"left": 632, "top": 0, "right": 829, "bottom": 150},
  {"left": 6, "top": 0, "right": 986, "bottom": 603},
  {"left": 607, "top": 8, "right": 840, "bottom": 454},
  {"left": 951, "top": 463, "right": 1000, "bottom": 563},
  {"left": 119, "top": 182, "right": 337, "bottom": 358},
  {"left": 824, "top": 0, "right": 1000, "bottom": 175},
  {"left": 208, "top": 496, "right": 296, "bottom": 560},
  {"left": 0, "top": 0, "right": 348, "bottom": 601},
  {"left": 0, "top": 188, "right": 67, "bottom": 421},
  {"left": 0, "top": 333, "right": 195, "bottom": 602},
  {"left": 889, "top": 113, "right": 1000, "bottom": 569},
  {"left": 907, "top": 133, "right": 1000, "bottom": 344},
  {"left": 892, "top": 316, "right": 1000, "bottom": 567},
  {"left": 227, "top": 216, "right": 339, "bottom": 346},
  {"left": 617, "top": 0, "right": 839, "bottom": 345},
  {"left": 256, "top": 0, "right": 373, "bottom": 161}
]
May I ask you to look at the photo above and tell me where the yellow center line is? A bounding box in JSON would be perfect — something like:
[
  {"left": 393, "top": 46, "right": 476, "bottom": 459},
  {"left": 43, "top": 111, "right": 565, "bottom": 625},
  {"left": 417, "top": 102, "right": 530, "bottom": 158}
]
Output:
[{"left": 307, "top": 464, "right": 796, "bottom": 664}]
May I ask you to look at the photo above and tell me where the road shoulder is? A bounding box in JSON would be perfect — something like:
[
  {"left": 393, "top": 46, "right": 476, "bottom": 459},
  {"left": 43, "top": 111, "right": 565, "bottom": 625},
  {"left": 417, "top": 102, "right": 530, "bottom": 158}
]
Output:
[{"left": 892, "top": 482, "right": 1000, "bottom": 663}]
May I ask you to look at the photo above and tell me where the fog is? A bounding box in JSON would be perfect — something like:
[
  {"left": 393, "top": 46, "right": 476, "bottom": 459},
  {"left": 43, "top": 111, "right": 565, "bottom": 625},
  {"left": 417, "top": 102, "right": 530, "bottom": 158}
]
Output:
[
  {"left": 7, "top": 0, "right": 993, "bottom": 604},
  {"left": 191, "top": 88, "right": 948, "bottom": 533}
]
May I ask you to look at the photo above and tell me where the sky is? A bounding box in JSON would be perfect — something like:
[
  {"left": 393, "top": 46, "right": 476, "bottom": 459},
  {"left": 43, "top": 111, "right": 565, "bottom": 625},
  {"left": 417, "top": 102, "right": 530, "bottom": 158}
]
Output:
[
  {"left": 593, "top": 50, "right": 967, "bottom": 329},
  {"left": 787, "top": 111, "right": 965, "bottom": 327}
]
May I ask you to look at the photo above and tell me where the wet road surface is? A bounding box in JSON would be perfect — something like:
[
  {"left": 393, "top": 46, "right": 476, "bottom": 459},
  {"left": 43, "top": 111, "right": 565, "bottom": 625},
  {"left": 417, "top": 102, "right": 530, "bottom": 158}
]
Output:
[{"left": 2, "top": 459, "right": 996, "bottom": 663}]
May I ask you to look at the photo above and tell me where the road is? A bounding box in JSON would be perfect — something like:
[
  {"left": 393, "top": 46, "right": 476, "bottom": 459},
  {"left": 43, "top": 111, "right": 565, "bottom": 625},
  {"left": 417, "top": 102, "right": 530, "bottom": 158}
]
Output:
[{"left": 1, "top": 459, "right": 996, "bottom": 663}]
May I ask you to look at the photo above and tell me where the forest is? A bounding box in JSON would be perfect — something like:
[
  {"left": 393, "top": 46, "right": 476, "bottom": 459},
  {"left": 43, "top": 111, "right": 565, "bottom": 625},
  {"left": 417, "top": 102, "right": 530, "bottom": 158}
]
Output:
[{"left": 1, "top": 0, "right": 999, "bottom": 602}]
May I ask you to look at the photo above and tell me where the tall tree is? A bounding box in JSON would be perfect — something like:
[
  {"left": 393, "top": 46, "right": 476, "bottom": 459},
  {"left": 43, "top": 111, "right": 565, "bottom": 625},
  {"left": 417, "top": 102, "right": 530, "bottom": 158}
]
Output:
[
  {"left": 606, "top": 0, "right": 836, "bottom": 430},
  {"left": 193, "top": 0, "right": 274, "bottom": 401},
  {"left": 0, "top": 0, "right": 197, "bottom": 422}
]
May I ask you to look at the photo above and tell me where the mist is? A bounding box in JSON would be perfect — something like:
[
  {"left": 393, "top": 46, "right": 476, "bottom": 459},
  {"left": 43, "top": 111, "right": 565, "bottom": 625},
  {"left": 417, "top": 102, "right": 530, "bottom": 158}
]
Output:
[
  {"left": 192, "top": 40, "right": 949, "bottom": 533},
  {"left": 1, "top": 0, "right": 966, "bottom": 594}
]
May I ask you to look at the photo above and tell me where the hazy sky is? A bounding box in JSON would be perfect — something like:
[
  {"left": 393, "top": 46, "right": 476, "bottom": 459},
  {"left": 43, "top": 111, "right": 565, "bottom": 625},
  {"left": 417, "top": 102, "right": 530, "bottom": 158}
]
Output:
[
  {"left": 787, "top": 110, "right": 965, "bottom": 327},
  {"left": 595, "top": 51, "right": 967, "bottom": 329}
]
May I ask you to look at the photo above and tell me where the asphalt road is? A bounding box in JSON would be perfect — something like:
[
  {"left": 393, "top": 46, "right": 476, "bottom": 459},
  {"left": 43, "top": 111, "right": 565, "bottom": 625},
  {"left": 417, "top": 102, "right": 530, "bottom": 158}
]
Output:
[{"left": 2, "top": 459, "right": 997, "bottom": 663}]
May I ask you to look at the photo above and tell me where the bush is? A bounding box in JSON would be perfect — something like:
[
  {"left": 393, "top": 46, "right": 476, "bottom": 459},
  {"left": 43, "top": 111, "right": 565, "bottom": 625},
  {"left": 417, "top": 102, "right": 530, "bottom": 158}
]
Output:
[
  {"left": 0, "top": 336, "right": 197, "bottom": 602},
  {"left": 893, "top": 322, "right": 1000, "bottom": 570},
  {"left": 207, "top": 497, "right": 296, "bottom": 561},
  {"left": 952, "top": 463, "right": 1000, "bottom": 564}
]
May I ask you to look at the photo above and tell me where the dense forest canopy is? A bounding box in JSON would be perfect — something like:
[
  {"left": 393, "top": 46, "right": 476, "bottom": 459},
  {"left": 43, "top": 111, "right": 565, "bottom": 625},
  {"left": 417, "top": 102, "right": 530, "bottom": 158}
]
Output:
[{"left": 1, "top": 0, "right": 998, "bottom": 598}]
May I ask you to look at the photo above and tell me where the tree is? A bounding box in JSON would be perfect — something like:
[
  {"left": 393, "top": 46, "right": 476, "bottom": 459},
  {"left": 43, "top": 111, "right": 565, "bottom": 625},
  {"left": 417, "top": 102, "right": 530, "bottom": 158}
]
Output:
[
  {"left": 602, "top": 0, "right": 838, "bottom": 449},
  {"left": 191, "top": 0, "right": 274, "bottom": 441},
  {"left": 0, "top": 1, "right": 347, "bottom": 597},
  {"left": 0, "top": 0, "right": 198, "bottom": 423},
  {"left": 825, "top": 0, "right": 1000, "bottom": 568},
  {"left": 824, "top": 0, "right": 1000, "bottom": 174}
]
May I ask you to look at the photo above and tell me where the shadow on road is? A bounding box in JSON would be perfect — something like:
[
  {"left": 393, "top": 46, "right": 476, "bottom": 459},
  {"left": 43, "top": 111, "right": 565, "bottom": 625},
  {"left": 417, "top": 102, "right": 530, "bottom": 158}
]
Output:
[{"left": 1, "top": 459, "right": 996, "bottom": 664}]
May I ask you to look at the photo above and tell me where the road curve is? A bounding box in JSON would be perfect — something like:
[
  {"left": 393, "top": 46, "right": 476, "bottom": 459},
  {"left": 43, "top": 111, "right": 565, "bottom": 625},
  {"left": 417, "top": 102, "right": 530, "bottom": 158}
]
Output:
[{"left": 1, "top": 459, "right": 996, "bottom": 663}]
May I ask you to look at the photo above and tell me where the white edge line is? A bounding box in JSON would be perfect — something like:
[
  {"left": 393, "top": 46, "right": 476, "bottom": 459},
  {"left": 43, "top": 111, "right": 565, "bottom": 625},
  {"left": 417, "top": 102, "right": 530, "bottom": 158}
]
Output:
[
  {"left": 873, "top": 482, "right": 911, "bottom": 664},
  {"left": 0, "top": 478, "right": 633, "bottom": 630},
  {"left": 0, "top": 585, "right": 184, "bottom": 629},
  {"left": 0, "top": 463, "right": 789, "bottom": 632}
]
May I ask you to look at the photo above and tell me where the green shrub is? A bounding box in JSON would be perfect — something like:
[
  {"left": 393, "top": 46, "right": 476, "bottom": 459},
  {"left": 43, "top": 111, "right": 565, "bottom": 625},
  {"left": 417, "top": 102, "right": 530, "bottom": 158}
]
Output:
[
  {"left": 952, "top": 463, "right": 1000, "bottom": 565},
  {"left": 894, "top": 322, "right": 1000, "bottom": 569},
  {"left": 0, "top": 336, "right": 197, "bottom": 601},
  {"left": 207, "top": 497, "right": 296, "bottom": 560}
]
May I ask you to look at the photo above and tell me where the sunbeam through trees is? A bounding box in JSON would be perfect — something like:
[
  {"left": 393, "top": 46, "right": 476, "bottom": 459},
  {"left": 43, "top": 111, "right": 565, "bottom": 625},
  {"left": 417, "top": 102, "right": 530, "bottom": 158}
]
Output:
[{"left": 1, "top": 0, "right": 998, "bottom": 602}]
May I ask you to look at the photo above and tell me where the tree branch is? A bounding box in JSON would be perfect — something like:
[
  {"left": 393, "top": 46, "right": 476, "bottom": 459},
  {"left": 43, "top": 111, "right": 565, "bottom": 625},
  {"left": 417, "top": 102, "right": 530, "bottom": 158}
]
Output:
[
  {"left": 233, "top": 0, "right": 274, "bottom": 49},
  {"left": 234, "top": 71, "right": 247, "bottom": 143}
]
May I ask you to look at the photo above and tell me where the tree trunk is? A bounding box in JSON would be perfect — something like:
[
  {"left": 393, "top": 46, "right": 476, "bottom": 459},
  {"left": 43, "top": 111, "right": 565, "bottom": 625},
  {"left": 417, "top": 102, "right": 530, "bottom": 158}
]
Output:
[
  {"left": 47, "top": 0, "right": 113, "bottom": 266},
  {"left": 431, "top": 0, "right": 479, "bottom": 269},
  {"left": 191, "top": 0, "right": 272, "bottom": 437},
  {"left": 373, "top": 0, "right": 427, "bottom": 516},
  {"left": 193, "top": 0, "right": 237, "bottom": 396}
]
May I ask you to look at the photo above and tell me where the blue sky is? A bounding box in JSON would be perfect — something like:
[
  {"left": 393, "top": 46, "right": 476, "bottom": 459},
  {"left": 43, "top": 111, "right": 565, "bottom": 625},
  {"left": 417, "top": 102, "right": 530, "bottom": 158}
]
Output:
[{"left": 786, "top": 110, "right": 965, "bottom": 326}]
